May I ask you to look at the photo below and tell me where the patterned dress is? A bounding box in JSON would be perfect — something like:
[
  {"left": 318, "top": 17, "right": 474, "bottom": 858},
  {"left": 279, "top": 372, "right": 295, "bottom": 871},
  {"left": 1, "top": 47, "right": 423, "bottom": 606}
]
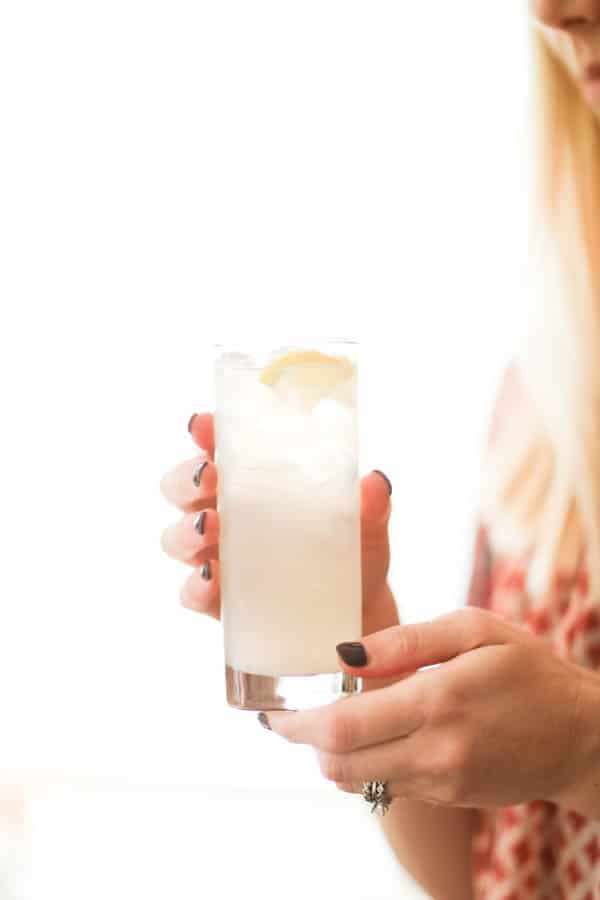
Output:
[{"left": 467, "top": 364, "right": 600, "bottom": 900}]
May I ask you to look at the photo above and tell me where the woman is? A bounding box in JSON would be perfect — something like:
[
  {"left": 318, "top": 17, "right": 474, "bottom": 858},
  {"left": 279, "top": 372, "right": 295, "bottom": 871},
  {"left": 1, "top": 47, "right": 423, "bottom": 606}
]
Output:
[{"left": 161, "top": 4, "right": 600, "bottom": 897}]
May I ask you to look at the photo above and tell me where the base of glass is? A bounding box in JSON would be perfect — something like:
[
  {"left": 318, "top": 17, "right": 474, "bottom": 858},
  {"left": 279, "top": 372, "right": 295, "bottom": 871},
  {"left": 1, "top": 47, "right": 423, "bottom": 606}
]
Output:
[{"left": 225, "top": 665, "right": 362, "bottom": 711}]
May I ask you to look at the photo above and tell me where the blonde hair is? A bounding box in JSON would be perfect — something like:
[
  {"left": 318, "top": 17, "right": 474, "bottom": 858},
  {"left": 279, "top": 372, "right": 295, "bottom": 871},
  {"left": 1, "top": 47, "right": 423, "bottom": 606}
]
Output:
[{"left": 479, "top": 27, "right": 600, "bottom": 604}]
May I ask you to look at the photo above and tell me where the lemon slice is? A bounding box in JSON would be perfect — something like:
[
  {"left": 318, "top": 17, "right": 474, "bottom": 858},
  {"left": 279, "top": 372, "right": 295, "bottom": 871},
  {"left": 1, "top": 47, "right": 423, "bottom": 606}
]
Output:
[{"left": 260, "top": 350, "right": 355, "bottom": 411}]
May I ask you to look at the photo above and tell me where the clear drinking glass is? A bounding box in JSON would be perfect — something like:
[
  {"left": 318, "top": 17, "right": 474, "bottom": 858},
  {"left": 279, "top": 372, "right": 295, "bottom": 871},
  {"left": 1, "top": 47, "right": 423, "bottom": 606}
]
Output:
[{"left": 214, "top": 339, "right": 362, "bottom": 711}]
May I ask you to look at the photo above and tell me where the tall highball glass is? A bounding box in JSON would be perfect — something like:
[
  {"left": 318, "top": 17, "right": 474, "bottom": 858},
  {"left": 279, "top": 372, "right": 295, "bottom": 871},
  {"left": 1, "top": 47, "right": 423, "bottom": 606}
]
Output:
[{"left": 215, "top": 339, "right": 362, "bottom": 711}]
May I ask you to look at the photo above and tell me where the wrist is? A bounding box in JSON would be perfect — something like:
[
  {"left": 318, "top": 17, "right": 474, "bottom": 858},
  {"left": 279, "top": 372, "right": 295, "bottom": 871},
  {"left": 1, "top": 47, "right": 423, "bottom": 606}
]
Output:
[{"left": 553, "top": 666, "right": 600, "bottom": 818}]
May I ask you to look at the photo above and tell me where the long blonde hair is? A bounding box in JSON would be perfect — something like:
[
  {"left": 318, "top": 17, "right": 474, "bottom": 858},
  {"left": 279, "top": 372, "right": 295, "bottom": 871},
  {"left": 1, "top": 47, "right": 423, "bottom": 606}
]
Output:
[{"left": 479, "top": 27, "right": 600, "bottom": 604}]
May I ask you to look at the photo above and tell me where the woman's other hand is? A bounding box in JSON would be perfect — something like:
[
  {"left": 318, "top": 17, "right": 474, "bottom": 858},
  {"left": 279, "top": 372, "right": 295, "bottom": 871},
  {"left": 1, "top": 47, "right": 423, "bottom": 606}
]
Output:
[
  {"left": 160, "top": 413, "right": 397, "bottom": 635},
  {"left": 160, "top": 413, "right": 221, "bottom": 619}
]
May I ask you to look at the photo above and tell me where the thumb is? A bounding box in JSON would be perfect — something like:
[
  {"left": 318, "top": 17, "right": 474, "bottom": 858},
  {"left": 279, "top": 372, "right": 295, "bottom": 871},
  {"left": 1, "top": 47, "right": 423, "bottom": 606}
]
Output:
[
  {"left": 360, "top": 471, "right": 392, "bottom": 596},
  {"left": 336, "top": 608, "right": 530, "bottom": 679},
  {"left": 361, "top": 470, "right": 392, "bottom": 537}
]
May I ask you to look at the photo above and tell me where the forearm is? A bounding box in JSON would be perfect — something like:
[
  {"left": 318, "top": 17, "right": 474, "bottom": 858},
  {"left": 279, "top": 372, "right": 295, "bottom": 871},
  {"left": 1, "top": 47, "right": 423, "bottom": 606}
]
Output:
[{"left": 379, "top": 801, "right": 476, "bottom": 900}]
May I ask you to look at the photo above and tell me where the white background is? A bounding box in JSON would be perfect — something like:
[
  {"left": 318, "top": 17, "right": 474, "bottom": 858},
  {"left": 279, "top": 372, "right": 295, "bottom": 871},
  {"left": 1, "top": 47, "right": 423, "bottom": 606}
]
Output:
[{"left": 1, "top": 2, "right": 530, "bottom": 897}]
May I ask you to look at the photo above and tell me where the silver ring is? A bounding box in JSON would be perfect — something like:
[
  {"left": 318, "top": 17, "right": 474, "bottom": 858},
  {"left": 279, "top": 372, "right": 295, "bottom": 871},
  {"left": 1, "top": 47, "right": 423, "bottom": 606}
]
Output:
[{"left": 362, "top": 781, "right": 393, "bottom": 816}]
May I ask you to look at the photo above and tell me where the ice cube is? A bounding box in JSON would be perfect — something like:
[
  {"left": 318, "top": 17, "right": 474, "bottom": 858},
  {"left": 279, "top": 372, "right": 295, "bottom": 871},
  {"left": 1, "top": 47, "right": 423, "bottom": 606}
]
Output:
[{"left": 311, "top": 397, "right": 356, "bottom": 445}]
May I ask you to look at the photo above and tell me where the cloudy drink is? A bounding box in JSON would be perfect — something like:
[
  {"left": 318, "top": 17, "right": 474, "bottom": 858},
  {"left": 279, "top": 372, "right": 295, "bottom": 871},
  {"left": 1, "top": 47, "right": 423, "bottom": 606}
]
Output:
[{"left": 215, "top": 341, "right": 362, "bottom": 711}]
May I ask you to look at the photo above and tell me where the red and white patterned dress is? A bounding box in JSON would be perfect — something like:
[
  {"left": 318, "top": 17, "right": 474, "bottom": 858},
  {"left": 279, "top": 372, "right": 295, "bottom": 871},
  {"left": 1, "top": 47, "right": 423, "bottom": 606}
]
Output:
[{"left": 467, "top": 363, "right": 600, "bottom": 900}]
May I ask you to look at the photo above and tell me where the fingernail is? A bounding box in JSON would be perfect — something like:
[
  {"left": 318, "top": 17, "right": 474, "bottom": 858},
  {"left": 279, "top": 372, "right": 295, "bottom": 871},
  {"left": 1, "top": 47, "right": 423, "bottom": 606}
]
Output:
[
  {"left": 336, "top": 642, "right": 368, "bottom": 667},
  {"left": 201, "top": 561, "right": 212, "bottom": 581},
  {"left": 188, "top": 413, "right": 198, "bottom": 434},
  {"left": 373, "top": 470, "right": 392, "bottom": 496},
  {"left": 193, "top": 460, "right": 208, "bottom": 487},
  {"left": 194, "top": 511, "right": 207, "bottom": 536},
  {"left": 258, "top": 712, "right": 272, "bottom": 731}
]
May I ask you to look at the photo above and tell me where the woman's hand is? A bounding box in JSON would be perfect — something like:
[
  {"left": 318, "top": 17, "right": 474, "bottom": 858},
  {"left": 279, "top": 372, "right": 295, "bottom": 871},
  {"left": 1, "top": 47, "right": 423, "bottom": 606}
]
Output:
[
  {"left": 160, "top": 413, "right": 397, "bottom": 641},
  {"left": 160, "top": 414, "right": 221, "bottom": 617},
  {"left": 265, "top": 608, "right": 600, "bottom": 816}
]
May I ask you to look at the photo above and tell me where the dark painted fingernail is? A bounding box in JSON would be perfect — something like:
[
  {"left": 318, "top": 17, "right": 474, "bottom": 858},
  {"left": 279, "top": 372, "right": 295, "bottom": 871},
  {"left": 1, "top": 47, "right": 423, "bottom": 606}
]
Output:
[
  {"left": 194, "top": 510, "right": 207, "bottom": 536},
  {"left": 193, "top": 460, "right": 208, "bottom": 487},
  {"left": 336, "top": 642, "right": 368, "bottom": 667},
  {"left": 188, "top": 413, "right": 198, "bottom": 434},
  {"left": 373, "top": 470, "right": 392, "bottom": 496},
  {"left": 201, "top": 561, "right": 212, "bottom": 581},
  {"left": 258, "top": 712, "right": 272, "bottom": 731}
]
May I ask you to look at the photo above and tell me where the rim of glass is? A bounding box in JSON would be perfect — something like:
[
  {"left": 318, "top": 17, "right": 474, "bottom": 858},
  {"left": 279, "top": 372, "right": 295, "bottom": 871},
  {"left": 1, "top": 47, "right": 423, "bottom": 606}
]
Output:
[
  {"left": 214, "top": 338, "right": 359, "bottom": 370},
  {"left": 214, "top": 336, "right": 359, "bottom": 350}
]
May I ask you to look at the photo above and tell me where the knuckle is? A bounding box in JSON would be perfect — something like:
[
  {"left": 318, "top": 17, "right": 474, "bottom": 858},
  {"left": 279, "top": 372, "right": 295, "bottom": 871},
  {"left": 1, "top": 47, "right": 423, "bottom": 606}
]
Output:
[
  {"left": 394, "top": 624, "right": 422, "bottom": 660},
  {"left": 459, "top": 607, "right": 489, "bottom": 644},
  {"left": 321, "top": 709, "right": 354, "bottom": 754},
  {"left": 436, "top": 780, "right": 465, "bottom": 807},
  {"left": 160, "top": 527, "right": 173, "bottom": 556},
  {"left": 443, "top": 774, "right": 469, "bottom": 806},
  {"left": 318, "top": 751, "right": 348, "bottom": 784},
  {"left": 419, "top": 738, "right": 472, "bottom": 806},
  {"left": 436, "top": 736, "right": 473, "bottom": 805},
  {"left": 335, "top": 782, "right": 356, "bottom": 795},
  {"left": 446, "top": 734, "right": 473, "bottom": 774},
  {"left": 426, "top": 678, "right": 461, "bottom": 726}
]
